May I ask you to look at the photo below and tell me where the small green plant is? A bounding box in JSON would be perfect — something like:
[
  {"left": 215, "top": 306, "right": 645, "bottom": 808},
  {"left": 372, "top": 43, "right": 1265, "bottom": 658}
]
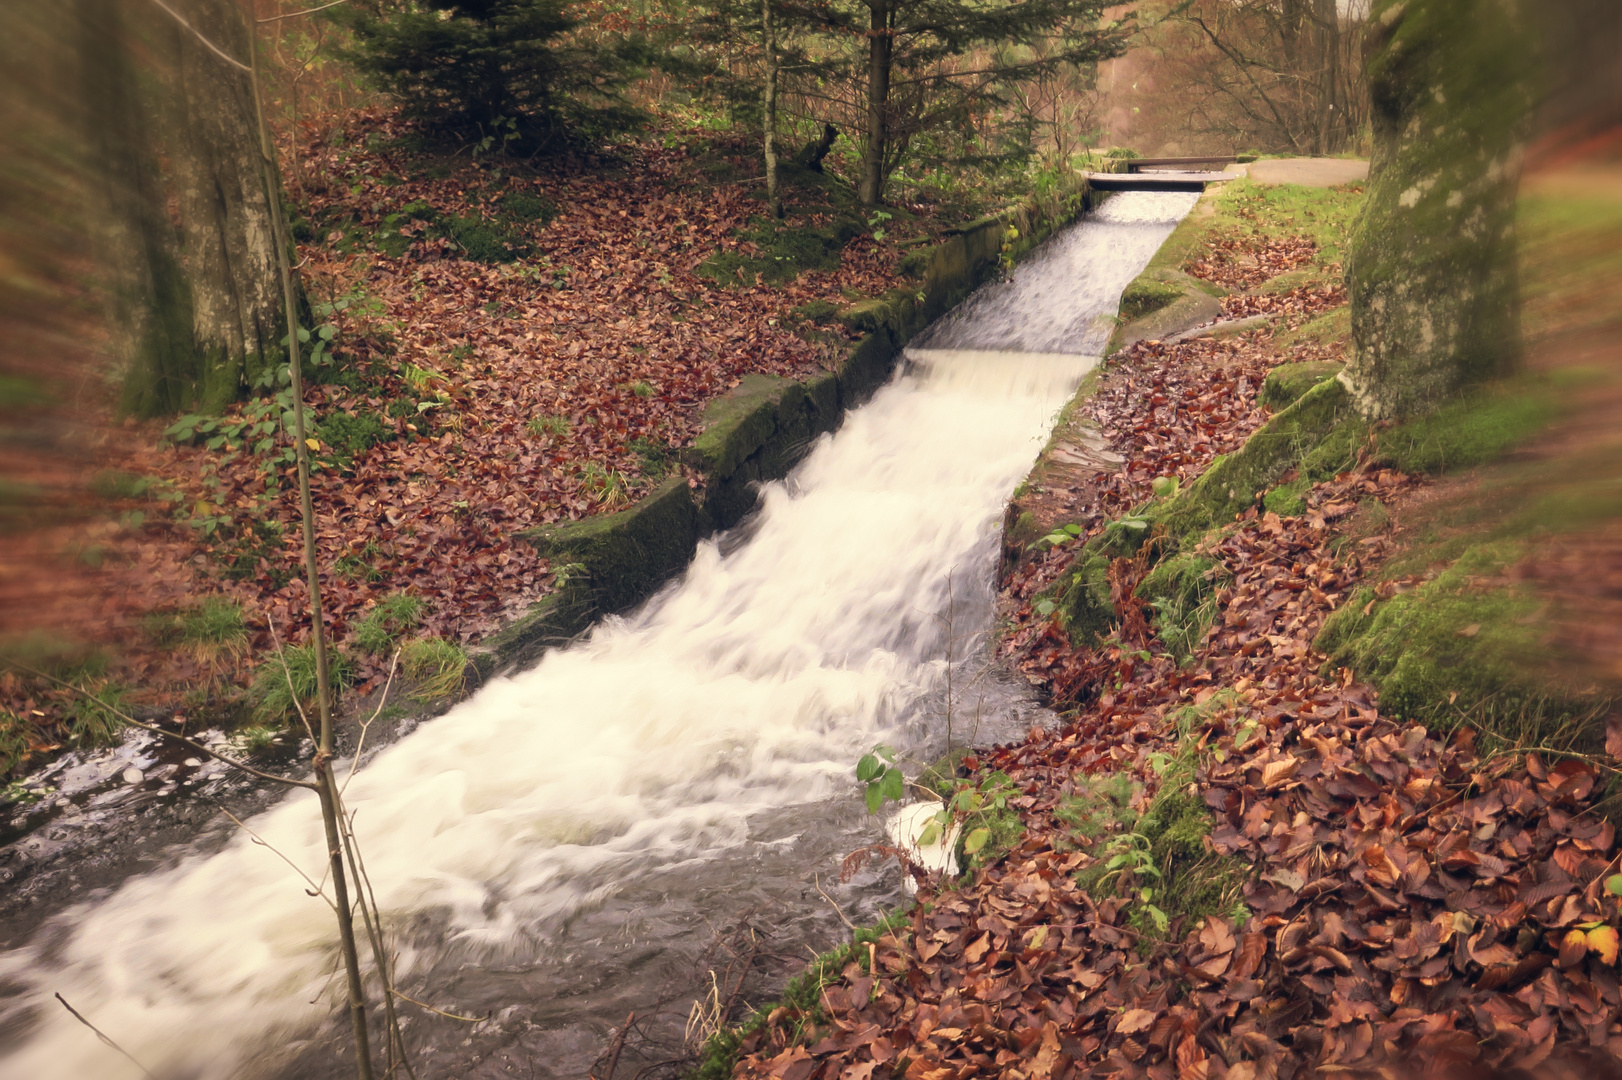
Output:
[
  {"left": 629, "top": 380, "right": 654, "bottom": 398},
  {"left": 526, "top": 413, "right": 569, "bottom": 439},
  {"left": 176, "top": 597, "right": 249, "bottom": 669},
  {"left": 64, "top": 683, "right": 128, "bottom": 747},
  {"left": 401, "top": 637, "right": 467, "bottom": 700},
  {"left": 0, "top": 710, "right": 31, "bottom": 776},
  {"left": 352, "top": 593, "right": 425, "bottom": 655},
  {"left": 580, "top": 462, "right": 632, "bottom": 507},
  {"left": 250, "top": 644, "right": 354, "bottom": 722},
  {"left": 1098, "top": 832, "right": 1169, "bottom": 932},
  {"left": 1036, "top": 522, "right": 1084, "bottom": 549},
  {"left": 230, "top": 724, "right": 282, "bottom": 753},
  {"left": 866, "top": 209, "right": 892, "bottom": 242},
  {"left": 857, "top": 745, "right": 1021, "bottom": 870},
  {"left": 335, "top": 540, "right": 387, "bottom": 583},
  {"left": 856, "top": 743, "right": 905, "bottom": 813}
]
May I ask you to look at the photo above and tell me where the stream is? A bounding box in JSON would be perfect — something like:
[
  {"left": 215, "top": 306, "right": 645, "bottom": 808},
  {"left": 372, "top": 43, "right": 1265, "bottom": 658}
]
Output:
[{"left": 0, "top": 189, "right": 1198, "bottom": 1080}]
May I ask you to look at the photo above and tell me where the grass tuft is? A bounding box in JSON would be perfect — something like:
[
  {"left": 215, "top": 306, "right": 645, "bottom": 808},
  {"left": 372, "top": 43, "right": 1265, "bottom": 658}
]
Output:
[
  {"left": 250, "top": 644, "right": 354, "bottom": 723},
  {"left": 401, "top": 637, "right": 467, "bottom": 701},
  {"left": 353, "top": 594, "right": 425, "bottom": 655}
]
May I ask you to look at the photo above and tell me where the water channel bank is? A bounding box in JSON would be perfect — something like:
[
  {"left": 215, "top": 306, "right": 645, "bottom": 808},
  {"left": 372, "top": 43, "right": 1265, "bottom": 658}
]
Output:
[{"left": 0, "top": 190, "right": 1198, "bottom": 1080}]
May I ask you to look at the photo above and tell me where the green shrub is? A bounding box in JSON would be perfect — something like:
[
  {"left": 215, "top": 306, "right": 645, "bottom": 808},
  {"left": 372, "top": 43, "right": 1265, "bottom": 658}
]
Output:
[
  {"left": 317, "top": 411, "right": 392, "bottom": 462},
  {"left": 353, "top": 594, "right": 425, "bottom": 655}
]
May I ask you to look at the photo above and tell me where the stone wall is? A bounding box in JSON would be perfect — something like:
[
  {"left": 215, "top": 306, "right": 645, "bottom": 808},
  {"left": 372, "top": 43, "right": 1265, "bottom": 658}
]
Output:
[{"left": 470, "top": 177, "right": 1096, "bottom": 675}]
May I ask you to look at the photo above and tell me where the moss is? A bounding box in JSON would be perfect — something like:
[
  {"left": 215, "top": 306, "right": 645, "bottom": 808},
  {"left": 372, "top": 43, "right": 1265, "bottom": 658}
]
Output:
[
  {"left": 1137, "top": 553, "right": 1227, "bottom": 659},
  {"left": 1375, "top": 379, "right": 1558, "bottom": 474},
  {"left": 1262, "top": 477, "right": 1311, "bottom": 516},
  {"left": 1258, "top": 360, "right": 1344, "bottom": 410},
  {"left": 1052, "top": 550, "right": 1114, "bottom": 643},
  {"left": 791, "top": 298, "right": 839, "bottom": 324},
  {"left": 1272, "top": 306, "right": 1351, "bottom": 351},
  {"left": 1118, "top": 278, "right": 1185, "bottom": 322},
  {"left": 1314, "top": 542, "right": 1567, "bottom": 731},
  {"left": 896, "top": 247, "right": 931, "bottom": 279},
  {"left": 519, "top": 476, "right": 701, "bottom": 617},
  {"left": 500, "top": 191, "right": 556, "bottom": 224},
  {"left": 696, "top": 218, "right": 859, "bottom": 287},
  {"left": 1158, "top": 377, "right": 1357, "bottom": 541},
  {"left": 685, "top": 375, "right": 793, "bottom": 477},
  {"left": 317, "top": 410, "right": 392, "bottom": 464},
  {"left": 440, "top": 213, "right": 529, "bottom": 262}
]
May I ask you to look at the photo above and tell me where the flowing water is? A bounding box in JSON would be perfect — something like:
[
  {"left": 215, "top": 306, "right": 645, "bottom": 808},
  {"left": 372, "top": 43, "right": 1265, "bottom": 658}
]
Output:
[{"left": 0, "top": 190, "right": 1198, "bottom": 1080}]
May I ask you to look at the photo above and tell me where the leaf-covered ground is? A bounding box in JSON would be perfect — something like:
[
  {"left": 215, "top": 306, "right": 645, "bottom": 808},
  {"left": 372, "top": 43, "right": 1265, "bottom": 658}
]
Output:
[
  {"left": 0, "top": 107, "right": 998, "bottom": 763},
  {"left": 725, "top": 179, "right": 1622, "bottom": 1079}
]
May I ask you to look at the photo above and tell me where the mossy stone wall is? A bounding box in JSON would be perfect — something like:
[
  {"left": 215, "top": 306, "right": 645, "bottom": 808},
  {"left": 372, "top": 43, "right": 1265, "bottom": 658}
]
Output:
[{"left": 471, "top": 177, "right": 1096, "bottom": 675}]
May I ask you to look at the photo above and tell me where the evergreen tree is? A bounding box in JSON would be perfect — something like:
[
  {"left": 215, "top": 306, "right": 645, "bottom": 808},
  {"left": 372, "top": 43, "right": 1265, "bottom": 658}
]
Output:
[
  {"left": 776, "top": 0, "right": 1133, "bottom": 203},
  {"left": 339, "top": 0, "right": 640, "bottom": 138}
]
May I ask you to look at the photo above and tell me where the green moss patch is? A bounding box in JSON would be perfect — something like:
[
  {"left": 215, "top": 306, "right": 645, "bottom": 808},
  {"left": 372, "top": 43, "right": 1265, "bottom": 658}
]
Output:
[
  {"left": 1138, "top": 553, "right": 1227, "bottom": 659},
  {"left": 1314, "top": 542, "right": 1559, "bottom": 730},
  {"left": 696, "top": 218, "right": 861, "bottom": 287},
  {"left": 1375, "top": 379, "right": 1558, "bottom": 475},
  {"left": 1258, "top": 360, "right": 1343, "bottom": 410},
  {"left": 1118, "top": 278, "right": 1185, "bottom": 322}
]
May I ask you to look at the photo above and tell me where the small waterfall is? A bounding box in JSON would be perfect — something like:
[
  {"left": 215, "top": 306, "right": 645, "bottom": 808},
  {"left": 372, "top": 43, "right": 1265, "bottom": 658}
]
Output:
[{"left": 0, "top": 190, "right": 1198, "bottom": 1080}]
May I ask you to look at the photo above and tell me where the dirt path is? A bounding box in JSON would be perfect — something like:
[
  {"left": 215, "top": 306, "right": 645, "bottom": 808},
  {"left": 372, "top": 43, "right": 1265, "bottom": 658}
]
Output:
[{"left": 1247, "top": 157, "right": 1369, "bottom": 187}]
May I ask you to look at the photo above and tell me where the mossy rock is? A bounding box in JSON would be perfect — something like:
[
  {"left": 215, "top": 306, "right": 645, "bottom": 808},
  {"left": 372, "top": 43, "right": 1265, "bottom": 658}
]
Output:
[
  {"left": 1158, "top": 377, "right": 1359, "bottom": 541},
  {"left": 1313, "top": 541, "right": 1577, "bottom": 734},
  {"left": 792, "top": 299, "right": 840, "bottom": 324},
  {"left": 517, "top": 477, "right": 700, "bottom": 619},
  {"left": 1259, "top": 361, "right": 1344, "bottom": 410},
  {"left": 1118, "top": 278, "right": 1186, "bottom": 323},
  {"left": 684, "top": 375, "right": 794, "bottom": 477}
]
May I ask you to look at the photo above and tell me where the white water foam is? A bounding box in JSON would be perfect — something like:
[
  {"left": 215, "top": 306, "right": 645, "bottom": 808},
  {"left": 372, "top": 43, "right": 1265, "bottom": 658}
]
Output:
[{"left": 0, "top": 190, "right": 1196, "bottom": 1079}]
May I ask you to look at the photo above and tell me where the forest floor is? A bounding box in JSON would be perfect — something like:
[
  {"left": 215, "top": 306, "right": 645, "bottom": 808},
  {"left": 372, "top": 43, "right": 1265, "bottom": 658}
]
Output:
[
  {"left": 0, "top": 107, "right": 1031, "bottom": 777},
  {"left": 718, "top": 163, "right": 1622, "bottom": 1078}
]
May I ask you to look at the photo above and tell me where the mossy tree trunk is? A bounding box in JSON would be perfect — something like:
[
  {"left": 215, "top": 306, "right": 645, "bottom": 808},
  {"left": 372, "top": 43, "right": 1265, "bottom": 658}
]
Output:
[
  {"left": 81, "top": 0, "right": 287, "bottom": 417},
  {"left": 1341, "top": 0, "right": 1532, "bottom": 421}
]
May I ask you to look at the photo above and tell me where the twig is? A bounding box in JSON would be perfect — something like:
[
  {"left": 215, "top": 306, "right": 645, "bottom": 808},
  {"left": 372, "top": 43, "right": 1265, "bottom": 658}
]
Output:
[
  {"left": 214, "top": 801, "right": 336, "bottom": 909},
  {"left": 3, "top": 658, "right": 317, "bottom": 790},
  {"left": 344, "top": 651, "right": 401, "bottom": 793},
  {"left": 388, "top": 988, "right": 487, "bottom": 1023},
  {"left": 593, "top": 1012, "right": 635, "bottom": 1080},
  {"left": 814, "top": 873, "right": 858, "bottom": 931},
  {"left": 257, "top": 0, "right": 349, "bottom": 21},
  {"left": 54, "top": 994, "right": 158, "bottom": 1079},
  {"left": 142, "top": 0, "right": 250, "bottom": 71}
]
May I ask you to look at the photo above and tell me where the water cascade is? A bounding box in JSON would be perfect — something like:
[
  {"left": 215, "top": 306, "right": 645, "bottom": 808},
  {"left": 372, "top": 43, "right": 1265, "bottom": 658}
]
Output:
[{"left": 0, "top": 190, "right": 1198, "bottom": 1079}]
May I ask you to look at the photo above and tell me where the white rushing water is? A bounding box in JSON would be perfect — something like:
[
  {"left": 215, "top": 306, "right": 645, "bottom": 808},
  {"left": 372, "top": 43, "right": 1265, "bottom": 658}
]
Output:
[{"left": 0, "top": 190, "right": 1197, "bottom": 1079}]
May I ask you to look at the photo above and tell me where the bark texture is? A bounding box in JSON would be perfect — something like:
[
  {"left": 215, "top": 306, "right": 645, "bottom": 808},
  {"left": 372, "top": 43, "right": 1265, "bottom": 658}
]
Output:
[
  {"left": 83, "top": 0, "right": 285, "bottom": 416},
  {"left": 1341, "top": 0, "right": 1531, "bottom": 420}
]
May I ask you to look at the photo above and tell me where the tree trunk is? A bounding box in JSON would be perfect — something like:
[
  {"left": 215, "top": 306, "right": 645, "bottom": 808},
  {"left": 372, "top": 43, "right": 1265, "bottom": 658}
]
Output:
[
  {"left": 1341, "top": 0, "right": 1532, "bottom": 420},
  {"left": 762, "top": 0, "right": 782, "bottom": 219},
  {"left": 858, "top": 0, "right": 891, "bottom": 206},
  {"left": 1312, "top": 0, "right": 1338, "bottom": 155},
  {"left": 84, "top": 0, "right": 287, "bottom": 417}
]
